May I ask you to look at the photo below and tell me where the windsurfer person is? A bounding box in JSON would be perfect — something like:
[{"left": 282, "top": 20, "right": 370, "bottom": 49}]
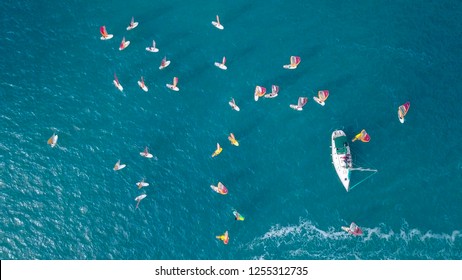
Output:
[
  {"left": 229, "top": 98, "right": 240, "bottom": 111},
  {"left": 137, "top": 179, "right": 148, "bottom": 189},
  {"left": 211, "top": 143, "right": 222, "bottom": 157},
  {"left": 217, "top": 182, "right": 226, "bottom": 194},
  {"left": 228, "top": 133, "right": 239, "bottom": 146},
  {"left": 233, "top": 210, "right": 245, "bottom": 221},
  {"left": 398, "top": 109, "right": 406, "bottom": 121},
  {"left": 264, "top": 85, "right": 279, "bottom": 98},
  {"left": 216, "top": 231, "right": 229, "bottom": 244},
  {"left": 342, "top": 222, "right": 363, "bottom": 236}
]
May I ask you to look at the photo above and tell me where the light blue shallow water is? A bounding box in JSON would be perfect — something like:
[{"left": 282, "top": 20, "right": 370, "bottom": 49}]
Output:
[{"left": 1, "top": 0, "right": 461, "bottom": 259}]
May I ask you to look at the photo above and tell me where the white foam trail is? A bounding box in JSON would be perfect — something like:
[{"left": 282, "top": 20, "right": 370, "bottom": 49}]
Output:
[{"left": 244, "top": 218, "right": 462, "bottom": 259}]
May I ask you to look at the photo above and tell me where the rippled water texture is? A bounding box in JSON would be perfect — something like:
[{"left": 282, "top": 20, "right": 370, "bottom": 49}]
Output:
[{"left": 1, "top": 0, "right": 461, "bottom": 259}]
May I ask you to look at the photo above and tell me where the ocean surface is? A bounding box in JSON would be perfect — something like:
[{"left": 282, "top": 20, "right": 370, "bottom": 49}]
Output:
[{"left": 1, "top": 0, "right": 462, "bottom": 260}]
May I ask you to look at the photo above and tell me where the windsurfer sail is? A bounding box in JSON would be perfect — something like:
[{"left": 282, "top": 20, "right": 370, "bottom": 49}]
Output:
[
  {"left": 283, "top": 56, "right": 301, "bottom": 69},
  {"left": 140, "top": 147, "right": 154, "bottom": 158},
  {"left": 313, "top": 90, "right": 329, "bottom": 106},
  {"left": 99, "top": 26, "right": 113, "bottom": 40},
  {"left": 214, "top": 56, "right": 227, "bottom": 70},
  {"left": 216, "top": 230, "right": 229, "bottom": 244},
  {"left": 229, "top": 98, "right": 240, "bottom": 111},
  {"left": 341, "top": 222, "right": 363, "bottom": 236},
  {"left": 352, "top": 129, "right": 370, "bottom": 142},
  {"left": 212, "top": 15, "right": 224, "bottom": 30},
  {"left": 119, "top": 36, "right": 130, "bottom": 51},
  {"left": 136, "top": 179, "right": 149, "bottom": 189},
  {"left": 166, "top": 77, "right": 179, "bottom": 91},
  {"left": 47, "top": 133, "right": 58, "bottom": 148},
  {"left": 113, "top": 73, "right": 123, "bottom": 91},
  {"left": 159, "top": 56, "right": 171, "bottom": 70},
  {"left": 126, "top": 16, "right": 139, "bottom": 30},
  {"left": 113, "top": 160, "right": 126, "bottom": 171},
  {"left": 210, "top": 182, "right": 228, "bottom": 195},
  {"left": 264, "top": 85, "right": 279, "bottom": 98},
  {"left": 146, "top": 40, "right": 159, "bottom": 52},
  {"left": 228, "top": 133, "right": 239, "bottom": 146},
  {"left": 233, "top": 210, "right": 245, "bottom": 221},
  {"left": 138, "top": 76, "right": 148, "bottom": 92},
  {"left": 254, "top": 86, "right": 267, "bottom": 101},
  {"left": 398, "top": 102, "right": 410, "bottom": 124},
  {"left": 290, "top": 97, "right": 308, "bottom": 111},
  {"left": 211, "top": 143, "right": 223, "bottom": 157}
]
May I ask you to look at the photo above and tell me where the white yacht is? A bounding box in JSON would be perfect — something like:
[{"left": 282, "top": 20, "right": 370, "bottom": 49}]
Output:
[{"left": 331, "top": 130, "right": 352, "bottom": 191}]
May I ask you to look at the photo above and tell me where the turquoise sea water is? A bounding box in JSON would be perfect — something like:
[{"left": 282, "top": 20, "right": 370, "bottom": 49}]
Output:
[{"left": 1, "top": 0, "right": 461, "bottom": 259}]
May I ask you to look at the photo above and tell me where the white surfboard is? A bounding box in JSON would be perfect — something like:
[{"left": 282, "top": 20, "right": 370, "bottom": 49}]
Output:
[
  {"left": 146, "top": 40, "right": 159, "bottom": 52},
  {"left": 126, "top": 20, "right": 139, "bottom": 31},
  {"left": 212, "top": 15, "right": 224, "bottom": 30},
  {"left": 229, "top": 99, "right": 240, "bottom": 111},
  {"left": 289, "top": 104, "right": 302, "bottom": 111},
  {"left": 229, "top": 102, "right": 240, "bottom": 111},
  {"left": 115, "top": 164, "right": 126, "bottom": 170},
  {"left": 264, "top": 85, "right": 279, "bottom": 98},
  {"left": 159, "top": 58, "right": 171, "bottom": 70},
  {"left": 283, "top": 56, "right": 301, "bottom": 69},
  {"left": 136, "top": 182, "right": 149, "bottom": 188},
  {"left": 214, "top": 57, "right": 227, "bottom": 70},
  {"left": 210, "top": 185, "right": 219, "bottom": 193},
  {"left": 214, "top": 62, "right": 227, "bottom": 70},
  {"left": 212, "top": 21, "right": 224, "bottom": 30},
  {"left": 166, "top": 84, "right": 179, "bottom": 91},
  {"left": 140, "top": 147, "right": 153, "bottom": 158},
  {"left": 113, "top": 73, "right": 123, "bottom": 91},
  {"left": 119, "top": 39, "right": 130, "bottom": 51},
  {"left": 140, "top": 152, "right": 153, "bottom": 158},
  {"left": 135, "top": 194, "right": 147, "bottom": 209},
  {"left": 313, "top": 96, "right": 325, "bottom": 106},
  {"left": 135, "top": 194, "right": 147, "bottom": 201},
  {"left": 146, "top": 46, "right": 159, "bottom": 52},
  {"left": 113, "top": 80, "right": 123, "bottom": 91},
  {"left": 166, "top": 77, "right": 179, "bottom": 91},
  {"left": 290, "top": 97, "right": 308, "bottom": 111},
  {"left": 113, "top": 160, "right": 126, "bottom": 171},
  {"left": 138, "top": 77, "right": 148, "bottom": 92},
  {"left": 283, "top": 65, "right": 297, "bottom": 69},
  {"left": 100, "top": 34, "right": 113, "bottom": 40},
  {"left": 138, "top": 81, "right": 148, "bottom": 92}
]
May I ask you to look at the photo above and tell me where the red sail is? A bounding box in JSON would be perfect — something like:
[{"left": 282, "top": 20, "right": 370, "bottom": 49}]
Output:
[
  {"left": 352, "top": 129, "right": 370, "bottom": 142},
  {"left": 100, "top": 26, "right": 107, "bottom": 37}
]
